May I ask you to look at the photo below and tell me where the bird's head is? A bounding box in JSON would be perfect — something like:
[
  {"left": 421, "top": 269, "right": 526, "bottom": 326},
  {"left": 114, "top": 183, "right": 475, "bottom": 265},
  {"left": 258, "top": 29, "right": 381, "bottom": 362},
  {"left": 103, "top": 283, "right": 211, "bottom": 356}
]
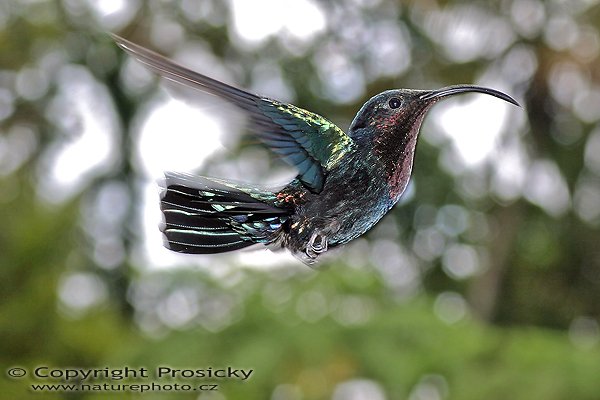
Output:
[
  {"left": 348, "top": 85, "right": 519, "bottom": 148},
  {"left": 348, "top": 85, "right": 519, "bottom": 201}
]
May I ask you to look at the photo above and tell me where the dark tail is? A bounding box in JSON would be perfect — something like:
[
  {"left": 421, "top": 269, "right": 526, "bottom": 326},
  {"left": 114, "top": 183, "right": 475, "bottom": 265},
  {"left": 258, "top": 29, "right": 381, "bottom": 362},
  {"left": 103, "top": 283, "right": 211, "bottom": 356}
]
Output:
[{"left": 159, "top": 172, "right": 291, "bottom": 254}]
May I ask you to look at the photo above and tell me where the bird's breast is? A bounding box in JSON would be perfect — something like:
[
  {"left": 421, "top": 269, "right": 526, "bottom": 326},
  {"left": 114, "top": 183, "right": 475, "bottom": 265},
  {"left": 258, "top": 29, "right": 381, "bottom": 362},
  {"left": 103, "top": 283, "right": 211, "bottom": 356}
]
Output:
[{"left": 289, "top": 154, "right": 392, "bottom": 246}]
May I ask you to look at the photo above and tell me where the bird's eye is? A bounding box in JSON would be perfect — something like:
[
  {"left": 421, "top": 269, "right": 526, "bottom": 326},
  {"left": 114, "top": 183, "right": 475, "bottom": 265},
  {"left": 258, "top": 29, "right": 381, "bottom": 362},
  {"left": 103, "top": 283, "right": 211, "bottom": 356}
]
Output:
[{"left": 388, "top": 98, "right": 401, "bottom": 109}]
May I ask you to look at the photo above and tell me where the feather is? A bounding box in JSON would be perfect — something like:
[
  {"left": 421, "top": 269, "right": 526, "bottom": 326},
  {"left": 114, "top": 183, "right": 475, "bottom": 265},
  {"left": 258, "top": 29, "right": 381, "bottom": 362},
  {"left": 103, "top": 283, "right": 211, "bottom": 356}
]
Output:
[
  {"left": 159, "top": 172, "right": 291, "bottom": 254},
  {"left": 112, "top": 34, "right": 355, "bottom": 193}
]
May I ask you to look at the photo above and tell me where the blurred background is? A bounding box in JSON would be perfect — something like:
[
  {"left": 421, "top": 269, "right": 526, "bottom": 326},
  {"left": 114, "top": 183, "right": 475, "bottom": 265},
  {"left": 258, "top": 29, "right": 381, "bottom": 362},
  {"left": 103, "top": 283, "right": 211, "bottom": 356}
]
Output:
[{"left": 2, "top": 0, "right": 600, "bottom": 399}]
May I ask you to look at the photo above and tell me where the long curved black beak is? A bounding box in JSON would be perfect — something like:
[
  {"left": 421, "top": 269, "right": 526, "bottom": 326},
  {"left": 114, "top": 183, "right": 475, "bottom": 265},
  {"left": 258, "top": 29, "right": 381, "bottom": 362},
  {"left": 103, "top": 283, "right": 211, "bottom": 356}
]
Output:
[{"left": 420, "top": 85, "right": 520, "bottom": 107}]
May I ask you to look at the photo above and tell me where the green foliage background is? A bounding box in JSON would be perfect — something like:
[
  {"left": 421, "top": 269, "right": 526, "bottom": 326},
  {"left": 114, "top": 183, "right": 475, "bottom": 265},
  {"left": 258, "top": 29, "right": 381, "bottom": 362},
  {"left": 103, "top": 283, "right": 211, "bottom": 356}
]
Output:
[{"left": 2, "top": 1, "right": 600, "bottom": 399}]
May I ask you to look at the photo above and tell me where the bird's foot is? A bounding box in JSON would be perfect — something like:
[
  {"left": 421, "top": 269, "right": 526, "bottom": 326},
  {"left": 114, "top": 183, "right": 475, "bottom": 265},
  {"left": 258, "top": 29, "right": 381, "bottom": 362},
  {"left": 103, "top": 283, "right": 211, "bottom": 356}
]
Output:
[{"left": 305, "top": 231, "right": 328, "bottom": 260}]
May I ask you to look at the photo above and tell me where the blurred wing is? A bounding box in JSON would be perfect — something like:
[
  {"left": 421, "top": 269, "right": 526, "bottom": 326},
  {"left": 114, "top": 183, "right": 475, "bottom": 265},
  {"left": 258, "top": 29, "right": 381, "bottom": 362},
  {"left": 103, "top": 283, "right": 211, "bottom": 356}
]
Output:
[{"left": 112, "top": 34, "right": 354, "bottom": 193}]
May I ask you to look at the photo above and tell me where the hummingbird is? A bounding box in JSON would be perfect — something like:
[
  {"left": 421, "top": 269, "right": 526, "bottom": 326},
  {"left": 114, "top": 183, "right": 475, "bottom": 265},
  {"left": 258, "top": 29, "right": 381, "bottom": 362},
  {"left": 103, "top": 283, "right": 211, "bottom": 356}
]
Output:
[{"left": 113, "top": 35, "right": 519, "bottom": 266}]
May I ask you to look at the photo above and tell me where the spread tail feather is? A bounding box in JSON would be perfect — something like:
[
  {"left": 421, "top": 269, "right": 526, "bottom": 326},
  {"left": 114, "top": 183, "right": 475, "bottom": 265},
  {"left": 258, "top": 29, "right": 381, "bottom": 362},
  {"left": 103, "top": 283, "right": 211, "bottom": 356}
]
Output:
[{"left": 159, "top": 172, "right": 291, "bottom": 254}]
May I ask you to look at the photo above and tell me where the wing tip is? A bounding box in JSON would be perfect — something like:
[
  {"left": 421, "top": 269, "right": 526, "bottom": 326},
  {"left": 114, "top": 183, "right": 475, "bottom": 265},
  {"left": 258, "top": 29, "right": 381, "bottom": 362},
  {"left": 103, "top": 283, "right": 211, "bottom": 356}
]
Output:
[{"left": 109, "top": 32, "right": 134, "bottom": 53}]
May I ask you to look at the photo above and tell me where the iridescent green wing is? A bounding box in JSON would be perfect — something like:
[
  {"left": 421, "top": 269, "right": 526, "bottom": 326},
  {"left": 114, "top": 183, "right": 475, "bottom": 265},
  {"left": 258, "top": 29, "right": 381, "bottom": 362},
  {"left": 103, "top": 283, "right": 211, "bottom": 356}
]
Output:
[
  {"left": 255, "top": 100, "right": 353, "bottom": 189},
  {"left": 113, "top": 35, "right": 354, "bottom": 193}
]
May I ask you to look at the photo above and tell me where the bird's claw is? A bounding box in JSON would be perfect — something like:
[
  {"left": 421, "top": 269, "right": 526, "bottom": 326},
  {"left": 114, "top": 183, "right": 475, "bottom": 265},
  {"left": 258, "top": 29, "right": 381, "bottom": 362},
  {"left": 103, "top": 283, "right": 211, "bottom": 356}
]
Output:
[{"left": 306, "top": 231, "right": 328, "bottom": 260}]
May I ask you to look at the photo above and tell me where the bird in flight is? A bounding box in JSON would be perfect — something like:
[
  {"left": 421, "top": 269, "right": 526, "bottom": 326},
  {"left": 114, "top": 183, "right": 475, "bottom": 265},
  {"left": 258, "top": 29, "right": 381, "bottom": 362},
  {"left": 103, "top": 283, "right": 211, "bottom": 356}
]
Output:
[{"left": 113, "top": 34, "right": 519, "bottom": 266}]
